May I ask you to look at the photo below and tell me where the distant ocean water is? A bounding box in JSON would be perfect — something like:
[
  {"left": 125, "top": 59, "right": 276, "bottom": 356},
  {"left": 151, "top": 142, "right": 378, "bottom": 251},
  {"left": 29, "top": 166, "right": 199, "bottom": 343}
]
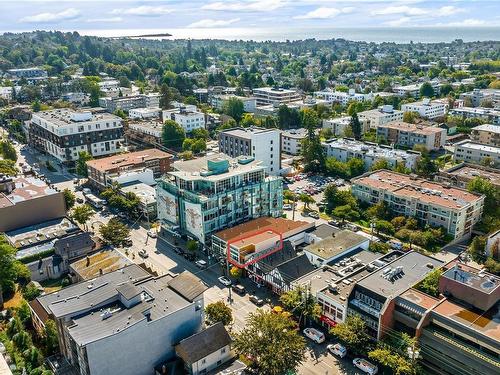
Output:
[{"left": 79, "top": 27, "right": 500, "bottom": 43}]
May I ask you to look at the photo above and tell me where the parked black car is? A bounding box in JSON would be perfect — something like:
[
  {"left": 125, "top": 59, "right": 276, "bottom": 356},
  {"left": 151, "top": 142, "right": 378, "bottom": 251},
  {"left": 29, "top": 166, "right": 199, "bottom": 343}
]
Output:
[
  {"left": 232, "top": 284, "right": 246, "bottom": 296},
  {"left": 249, "top": 295, "right": 264, "bottom": 306}
]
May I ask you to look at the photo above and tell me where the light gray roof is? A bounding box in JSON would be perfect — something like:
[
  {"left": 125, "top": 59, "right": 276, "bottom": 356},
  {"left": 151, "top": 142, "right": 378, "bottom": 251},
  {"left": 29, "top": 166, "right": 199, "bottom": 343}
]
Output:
[
  {"left": 168, "top": 271, "right": 208, "bottom": 302},
  {"left": 305, "top": 230, "right": 368, "bottom": 259}
]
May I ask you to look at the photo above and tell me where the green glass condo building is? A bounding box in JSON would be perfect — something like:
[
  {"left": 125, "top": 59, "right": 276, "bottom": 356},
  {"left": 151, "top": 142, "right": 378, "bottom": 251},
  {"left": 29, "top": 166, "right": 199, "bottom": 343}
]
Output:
[{"left": 156, "top": 153, "right": 283, "bottom": 245}]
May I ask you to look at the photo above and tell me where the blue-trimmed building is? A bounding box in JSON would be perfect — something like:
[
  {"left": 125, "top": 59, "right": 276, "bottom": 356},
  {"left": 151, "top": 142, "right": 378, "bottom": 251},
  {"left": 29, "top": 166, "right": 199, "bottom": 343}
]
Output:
[{"left": 156, "top": 153, "right": 283, "bottom": 244}]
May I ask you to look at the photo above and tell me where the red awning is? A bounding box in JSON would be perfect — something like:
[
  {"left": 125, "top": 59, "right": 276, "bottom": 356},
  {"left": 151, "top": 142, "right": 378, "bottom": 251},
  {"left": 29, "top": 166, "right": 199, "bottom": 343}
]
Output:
[{"left": 320, "top": 315, "right": 337, "bottom": 327}]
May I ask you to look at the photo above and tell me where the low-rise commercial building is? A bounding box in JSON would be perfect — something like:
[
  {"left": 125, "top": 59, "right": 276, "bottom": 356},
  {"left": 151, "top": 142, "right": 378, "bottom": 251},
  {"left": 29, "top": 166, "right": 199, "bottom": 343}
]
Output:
[
  {"left": 162, "top": 106, "right": 206, "bottom": 133},
  {"left": 322, "top": 138, "right": 421, "bottom": 170},
  {"left": 436, "top": 163, "right": 500, "bottom": 189},
  {"left": 252, "top": 87, "right": 301, "bottom": 106},
  {"left": 347, "top": 251, "right": 443, "bottom": 338},
  {"left": 392, "top": 262, "right": 500, "bottom": 375},
  {"left": 0, "top": 175, "right": 66, "bottom": 232},
  {"left": 86, "top": 149, "right": 172, "bottom": 190},
  {"left": 156, "top": 154, "right": 283, "bottom": 243},
  {"left": 352, "top": 170, "right": 485, "bottom": 240},
  {"left": 121, "top": 182, "right": 157, "bottom": 220},
  {"left": 470, "top": 124, "right": 500, "bottom": 146},
  {"left": 453, "top": 140, "right": 500, "bottom": 167},
  {"left": 218, "top": 127, "right": 281, "bottom": 175},
  {"left": 281, "top": 128, "right": 307, "bottom": 156},
  {"left": 401, "top": 98, "right": 447, "bottom": 119},
  {"left": 376, "top": 121, "right": 447, "bottom": 151},
  {"left": 29, "top": 109, "right": 124, "bottom": 162},
  {"left": 358, "top": 105, "right": 404, "bottom": 129},
  {"left": 126, "top": 120, "right": 164, "bottom": 149},
  {"left": 30, "top": 266, "right": 208, "bottom": 375}
]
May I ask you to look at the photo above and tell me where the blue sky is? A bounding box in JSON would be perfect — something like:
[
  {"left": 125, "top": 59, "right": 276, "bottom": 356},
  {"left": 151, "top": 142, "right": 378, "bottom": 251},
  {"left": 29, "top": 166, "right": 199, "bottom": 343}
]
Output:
[{"left": 1, "top": 0, "right": 499, "bottom": 34}]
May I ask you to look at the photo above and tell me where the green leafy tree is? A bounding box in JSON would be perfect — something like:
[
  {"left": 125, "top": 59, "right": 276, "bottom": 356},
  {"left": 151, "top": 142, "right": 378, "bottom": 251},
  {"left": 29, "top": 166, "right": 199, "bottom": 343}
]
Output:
[
  {"left": 71, "top": 204, "right": 95, "bottom": 230},
  {"left": 467, "top": 177, "right": 498, "bottom": 215},
  {"left": 223, "top": 97, "right": 244, "bottom": 123},
  {"left": 366, "top": 202, "right": 390, "bottom": 220},
  {"left": 347, "top": 158, "right": 365, "bottom": 177},
  {"left": 403, "top": 111, "right": 419, "bottom": 124},
  {"left": 17, "top": 300, "right": 32, "bottom": 324},
  {"left": 76, "top": 151, "right": 93, "bottom": 177},
  {"left": 162, "top": 120, "right": 185, "bottom": 149},
  {"left": 279, "top": 285, "right": 321, "bottom": 327},
  {"left": 205, "top": 301, "right": 233, "bottom": 326},
  {"left": 0, "top": 237, "right": 22, "bottom": 297},
  {"left": 350, "top": 113, "right": 362, "bottom": 140},
  {"left": 415, "top": 269, "right": 443, "bottom": 297},
  {"left": 299, "top": 193, "right": 315, "bottom": 210},
  {"left": 330, "top": 315, "right": 372, "bottom": 356},
  {"left": 99, "top": 218, "right": 131, "bottom": 246},
  {"left": 63, "top": 188, "right": 76, "bottom": 210},
  {"left": 468, "top": 236, "right": 486, "bottom": 263},
  {"left": 0, "top": 159, "right": 18, "bottom": 175},
  {"left": 371, "top": 159, "right": 391, "bottom": 171},
  {"left": 230, "top": 266, "right": 242, "bottom": 280},
  {"left": 43, "top": 320, "right": 59, "bottom": 355},
  {"left": 186, "top": 240, "right": 198, "bottom": 254},
  {"left": 0, "top": 140, "right": 17, "bottom": 161},
  {"left": 374, "top": 220, "right": 395, "bottom": 235},
  {"left": 368, "top": 344, "right": 417, "bottom": 375},
  {"left": 21, "top": 282, "right": 41, "bottom": 301},
  {"left": 333, "top": 204, "right": 360, "bottom": 223},
  {"left": 419, "top": 82, "right": 435, "bottom": 98},
  {"left": 234, "top": 310, "right": 306, "bottom": 375}
]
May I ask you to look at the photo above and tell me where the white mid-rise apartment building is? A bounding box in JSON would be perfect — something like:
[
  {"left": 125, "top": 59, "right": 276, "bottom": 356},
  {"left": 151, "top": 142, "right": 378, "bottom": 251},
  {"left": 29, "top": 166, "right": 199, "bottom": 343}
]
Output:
[
  {"left": 322, "top": 138, "right": 421, "bottom": 170},
  {"left": 209, "top": 94, "right": 257, "bottom": 112},
  {"left": 129, "top": 107, "right": 161, "bottom": 120},
  {"left": 322, "top": 116, "right": 370, "bottom": 136},
  {"left": 29, "top": 109, "right": 124, "bottom": 162},
  {"left": 99, "top": 93, "right": 160, "bottom": 113},
  {"left": 453, "top": 140, "right": 500, "bottom": 167},
  {"left": 218, "top": 127, "right": 281, "bottom": 174},
  {"left": 281, "top": 128, "right": 308, "bottom": 155},
  {"left": 449, "top": 107, "right": 500, "bottom": 126},
  {"left": 314, "top": 89, "right": 373, "bottom": 106},
  {"left": 358, "top": 105, "right": 404, "bottom": 129},
  {"left": 401, "top": 98, "right": 447, "bottom": 119},
  {"left": 393, "top": 81, "right": 441, "bottom": 98},
  {"left": 352, "top": 170, "right": 484, "bottom": 241},
  {"left": 162, "top": 106, "right": 206, "bottom": 133},
  {"left": 252, "top": 87, "right": 301, "bottom": 106}
]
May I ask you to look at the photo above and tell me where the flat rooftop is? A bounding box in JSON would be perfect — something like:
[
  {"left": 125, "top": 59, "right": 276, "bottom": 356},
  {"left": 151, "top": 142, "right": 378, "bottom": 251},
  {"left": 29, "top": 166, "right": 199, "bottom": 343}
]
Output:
[
  {"left": 32, "top": 109, "right": 120, "bottom": 127},
  {"left": 359, "top": 107, "right": 403, "bottom": 117},
  {"left": 472, "top": 124, "right": 500, "bottom": 134},
  {"left": 86, "top": 149, "right": 171, "bottom": 172},
  {"left": 442, "top": 265, "right": 500, "bottom": 295},
  {"left": 128, "top": 120, "right": 163, "bottom": 130},
  {"left": 214, "top": 217, "right": 314, "bottom": 243},
  {"left": 221, "top": 126, "right": 278, "bottom": 139},
  {"left": 169, "top": 153, "right": 267, "bottom": 181},
  {"left": 399, "top": 288, "right": 440, "bottom": 311},
  {"left": 8, "top": 217, "right": 78, "bottom": 250},
  {"left": 378, "top": 121, "right": 445, "bottom": 135},
  {"left": 443, "top": 164, "right": 500, "bottom": 187},
  {"left": 304, "top": 230, "right": 368, "bottom": 259},
  {"left": 323, "top": 138, "right": 420, "bottom": 159},
  {"left": 282, "top": 128, "right": 308, "bottom": 139},
  {"left": 120, "top": 182, "right": 156, "bottom": 205},
  {"left": 253, "top": 87, "right": 298, "bottom": 94},
  {"left": 0, "top": 176, "right": 59, "bottom": 208},
  {"left": 70, "top": 249, "right": 132, "bottom": 280},
  {"left": 433, "top": 300, "right": 500, "bottom": 342},
  {"left": 355, "top": 251, "right": 443, "bottom": 298},
  {"left": 455, "top": 141, "right": 500, "bottom": 154},
  {"left": 352, "top": 170, "right": 483, "bottom": 210}
]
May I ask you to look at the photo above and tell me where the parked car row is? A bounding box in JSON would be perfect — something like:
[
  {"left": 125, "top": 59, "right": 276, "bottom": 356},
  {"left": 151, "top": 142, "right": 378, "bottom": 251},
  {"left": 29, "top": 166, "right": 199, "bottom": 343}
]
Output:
[{"left": 303, "top": 328, "right": 378, "bottom": 374}]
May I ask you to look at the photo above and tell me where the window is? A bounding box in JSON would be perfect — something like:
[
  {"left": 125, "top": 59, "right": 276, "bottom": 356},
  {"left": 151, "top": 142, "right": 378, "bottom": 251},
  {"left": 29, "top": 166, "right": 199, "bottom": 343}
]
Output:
[
  {"left": 201, "top": 359, "right": 206, "bottom": 364},
  {"left": 221, "top": 348, "right": 226, "bottom": 354}
]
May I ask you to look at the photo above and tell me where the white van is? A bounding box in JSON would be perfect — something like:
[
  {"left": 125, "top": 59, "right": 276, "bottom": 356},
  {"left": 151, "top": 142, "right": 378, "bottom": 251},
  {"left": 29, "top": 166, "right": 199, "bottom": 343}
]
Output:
[{"left": 303, "top": 328, "right": 325, "bottom": 344}]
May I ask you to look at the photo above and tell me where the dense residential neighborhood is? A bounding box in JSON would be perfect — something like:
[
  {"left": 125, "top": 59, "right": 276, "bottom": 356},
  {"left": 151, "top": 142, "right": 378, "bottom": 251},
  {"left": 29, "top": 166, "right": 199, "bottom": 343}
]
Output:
[{"left": 0, "top": 19, "right": 499, "bottom": 375}]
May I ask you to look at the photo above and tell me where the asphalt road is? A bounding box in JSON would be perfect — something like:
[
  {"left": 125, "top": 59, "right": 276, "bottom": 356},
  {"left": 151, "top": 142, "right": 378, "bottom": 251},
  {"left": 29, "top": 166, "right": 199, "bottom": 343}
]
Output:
[{"left": 16, "top": 143, "right": 361, "bottom": 375}]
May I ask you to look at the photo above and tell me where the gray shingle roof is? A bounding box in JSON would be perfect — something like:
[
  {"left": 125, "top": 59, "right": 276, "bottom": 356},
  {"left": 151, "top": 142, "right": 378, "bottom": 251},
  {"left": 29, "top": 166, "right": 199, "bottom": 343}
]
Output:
[
  {"left": 168, "top": 271, "right": 208, "bottom": 302},
  {"left": 175, "top": 322, "right": 231, "bottom": 364}
]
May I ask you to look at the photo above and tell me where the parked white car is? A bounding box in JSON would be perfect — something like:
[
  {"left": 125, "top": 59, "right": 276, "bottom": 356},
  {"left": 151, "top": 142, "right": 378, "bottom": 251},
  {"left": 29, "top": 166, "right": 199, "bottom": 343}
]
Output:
[
  {"left": 303, "top": 328, "right": 325, "bottom": 344},
  {"left": 327, "top": 343, "right": 347, "bottom": 358},
  {"left": 195, "top": 260, "right": 207, "bottom": 269},
  {"left": 353, "top": 358, "right": 378, "bottom": 375},
  {"left": 147, "top": 230, "right": 157, "bottom": 238},
  {"left": 218, "top": 276, "right": 232, "bottom": 287}
]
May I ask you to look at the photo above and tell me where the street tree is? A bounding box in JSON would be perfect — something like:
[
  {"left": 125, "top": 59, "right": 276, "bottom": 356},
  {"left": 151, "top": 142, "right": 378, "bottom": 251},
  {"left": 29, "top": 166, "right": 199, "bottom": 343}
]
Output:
[
  {"left": 368, "top": 344, "right": 417, "bottom": 375},
  {"left": 205, "top": 301, "right": 233, "bottom": 326},
  {"left": 63, "top": 188, "right": 76, "bottom": 210},
  {"left": 333, "top": 204, "right": 360, "bottom": 223},
  {"left": 230, "top": 266, "right": 242, "bottom": 280},
  {"left": 330, "top": 315, "right": 372, "bottom": 356},
  {"left": 186, "top": 240, "right": 198, "bottom": 254},
  {"left": 71, "top": 204, "right": 95, "bottom": 230},
  {"left": 99, "top": 218, "right": 131, "bottom": 246},
  {"left": 279, "top": 285, "right": 321, "bottom": 327},
  {"left": 299, "top": 193, "right": 315, "bottom": 210},
  {"left": 234, "top": 310, "right": 306, "bottom": 375},
  {"left": 76, "top": 151, "right": 93, "bottom": 177}
]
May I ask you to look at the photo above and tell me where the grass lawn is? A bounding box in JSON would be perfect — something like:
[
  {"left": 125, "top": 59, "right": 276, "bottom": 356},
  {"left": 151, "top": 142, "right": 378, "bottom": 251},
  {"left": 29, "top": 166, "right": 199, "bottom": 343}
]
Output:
[
  {"left": 40, "top": 277, "right": 67, "bottom": 293},
  {"left": 3, "top": 289, "right": 23, "bottom": 309}
]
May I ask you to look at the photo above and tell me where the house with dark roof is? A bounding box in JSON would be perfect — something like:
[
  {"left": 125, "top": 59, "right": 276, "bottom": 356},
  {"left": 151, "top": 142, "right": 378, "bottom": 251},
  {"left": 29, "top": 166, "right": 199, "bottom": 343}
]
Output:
[{"left": 175, "top": 322, "right": 233, "bottom": 375}]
